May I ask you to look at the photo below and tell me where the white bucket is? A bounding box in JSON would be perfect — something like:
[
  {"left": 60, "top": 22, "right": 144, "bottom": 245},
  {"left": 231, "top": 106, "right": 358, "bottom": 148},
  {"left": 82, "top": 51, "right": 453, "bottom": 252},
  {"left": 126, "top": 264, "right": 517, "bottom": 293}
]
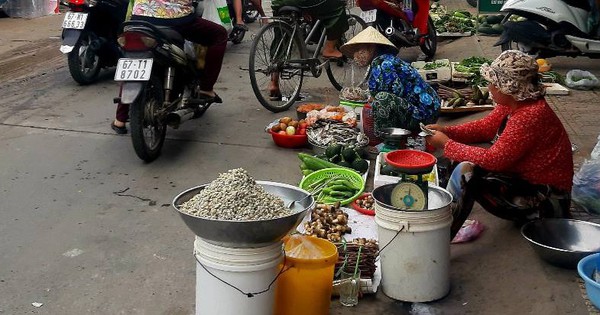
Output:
[
  {"left": 194, "top": 237, "right": 283, "bottom": 315},
  {"left": 372, "top": 185, "right": 453, "bottom": 302}
]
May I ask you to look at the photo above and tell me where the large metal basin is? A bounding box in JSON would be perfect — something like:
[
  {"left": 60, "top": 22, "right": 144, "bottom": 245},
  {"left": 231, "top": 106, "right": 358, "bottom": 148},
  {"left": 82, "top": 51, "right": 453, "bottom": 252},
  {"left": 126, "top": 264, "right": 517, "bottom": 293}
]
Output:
[
  {"left": 172, "top": 181, "right": 313, "bottom": 248},
  {"left": 521, "top": 218, "right": 600, "bottom": 269}
]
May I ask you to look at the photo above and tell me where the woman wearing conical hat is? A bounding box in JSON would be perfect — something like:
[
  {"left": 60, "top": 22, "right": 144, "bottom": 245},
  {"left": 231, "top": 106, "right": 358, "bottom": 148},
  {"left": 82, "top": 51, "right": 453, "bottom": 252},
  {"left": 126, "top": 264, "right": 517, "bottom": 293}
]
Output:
[{"left": 340, "top": 26, "right": 441, "bottom": 136}]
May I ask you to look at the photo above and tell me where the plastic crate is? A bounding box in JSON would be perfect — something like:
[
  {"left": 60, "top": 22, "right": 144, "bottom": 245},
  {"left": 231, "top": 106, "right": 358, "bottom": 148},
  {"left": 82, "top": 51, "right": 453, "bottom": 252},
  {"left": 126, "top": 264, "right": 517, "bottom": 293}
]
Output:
[{"left": 411, "top": 59, "right": 451, "bottom": 83}]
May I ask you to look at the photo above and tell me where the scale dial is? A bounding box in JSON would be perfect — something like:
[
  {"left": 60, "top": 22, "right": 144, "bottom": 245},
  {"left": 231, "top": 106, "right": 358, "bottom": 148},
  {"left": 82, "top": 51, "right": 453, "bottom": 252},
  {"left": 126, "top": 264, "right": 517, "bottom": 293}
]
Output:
[{"left": 391, "top": 182, "right": 426, "bottom": 210}]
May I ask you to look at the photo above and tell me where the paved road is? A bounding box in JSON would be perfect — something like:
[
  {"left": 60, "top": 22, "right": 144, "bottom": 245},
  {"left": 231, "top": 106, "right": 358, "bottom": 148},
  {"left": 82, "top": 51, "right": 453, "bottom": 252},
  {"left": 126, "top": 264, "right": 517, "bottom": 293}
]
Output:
[{"left": 0, "top": 3, "right": 598, "bottom": 314}]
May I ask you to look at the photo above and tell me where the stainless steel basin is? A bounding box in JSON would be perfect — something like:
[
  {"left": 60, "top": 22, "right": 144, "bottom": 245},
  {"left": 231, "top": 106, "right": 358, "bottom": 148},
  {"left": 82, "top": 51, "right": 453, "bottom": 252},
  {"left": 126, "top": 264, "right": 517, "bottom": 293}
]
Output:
[
  {"left": 521, "top": 218, "right": 600, "bottom": 269},
  {"left": 172, "top": 181, "right": 313, "bottom": 248}
]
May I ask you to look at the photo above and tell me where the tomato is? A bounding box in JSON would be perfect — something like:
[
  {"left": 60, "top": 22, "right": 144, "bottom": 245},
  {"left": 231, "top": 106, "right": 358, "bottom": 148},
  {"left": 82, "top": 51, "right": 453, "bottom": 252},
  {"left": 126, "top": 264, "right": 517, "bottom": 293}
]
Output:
[
  {"left": 299, "top": 122, "right": 308, "bottom": 129},
  {"left": 278, "top": 130, "right": 287, "bottom": 135},
  {"left": 298, "top": 128, "right": 306, "bottom": 135}
]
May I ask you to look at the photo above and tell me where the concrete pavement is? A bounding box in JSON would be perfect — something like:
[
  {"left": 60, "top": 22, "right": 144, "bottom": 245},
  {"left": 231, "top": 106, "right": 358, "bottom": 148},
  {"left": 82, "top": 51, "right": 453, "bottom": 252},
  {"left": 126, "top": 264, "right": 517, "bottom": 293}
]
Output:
[{"left": 0, "top": 2, "right": 600, "bottom": 314}]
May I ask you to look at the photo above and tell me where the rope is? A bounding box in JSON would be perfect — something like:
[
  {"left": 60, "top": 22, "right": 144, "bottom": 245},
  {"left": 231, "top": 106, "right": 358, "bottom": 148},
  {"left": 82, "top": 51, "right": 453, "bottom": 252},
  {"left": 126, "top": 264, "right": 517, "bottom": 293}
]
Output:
[
  {"left": 194, "top": 248, "right": 291, "bottom": 298},
  {"left": 374, "top": 225, "right": 405, "bottom": 262}
]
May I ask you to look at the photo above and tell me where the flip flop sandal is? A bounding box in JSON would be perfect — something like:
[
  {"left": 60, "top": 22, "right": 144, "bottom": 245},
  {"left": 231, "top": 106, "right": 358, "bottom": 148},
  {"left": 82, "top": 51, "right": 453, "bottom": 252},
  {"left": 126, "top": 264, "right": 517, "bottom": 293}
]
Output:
[
  {"left": 111, "top": 122, "right": 127, "bottom": 134},
  {"left": 269, "top": 90, "right": 282, "bottom": 101},
  {"left": 198, "top": 92, "right": 223, "bottom": 104},
  {"left": 234, "top": 24, "right": 249, "bottom": 31}
]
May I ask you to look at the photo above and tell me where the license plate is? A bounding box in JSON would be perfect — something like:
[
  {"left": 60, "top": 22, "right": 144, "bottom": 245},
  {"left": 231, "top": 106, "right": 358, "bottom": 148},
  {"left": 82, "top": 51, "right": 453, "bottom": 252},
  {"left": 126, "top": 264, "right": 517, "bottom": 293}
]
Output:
[
  {"left": 360, "top": 9, "right": 377, "bottom": 23},
  {"left": 114, "top": 58, "right": 153, "bottom": 81},
  {"left": 62, "top": 12, "right": 88, "bottom": 29}
]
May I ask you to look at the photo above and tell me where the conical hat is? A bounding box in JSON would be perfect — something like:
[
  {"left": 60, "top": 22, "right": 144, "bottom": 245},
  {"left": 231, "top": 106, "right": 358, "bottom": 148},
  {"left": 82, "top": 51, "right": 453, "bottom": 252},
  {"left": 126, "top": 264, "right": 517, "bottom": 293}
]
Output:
[{"left": 340, "top": 26, "right": 398, "bottom": 57}]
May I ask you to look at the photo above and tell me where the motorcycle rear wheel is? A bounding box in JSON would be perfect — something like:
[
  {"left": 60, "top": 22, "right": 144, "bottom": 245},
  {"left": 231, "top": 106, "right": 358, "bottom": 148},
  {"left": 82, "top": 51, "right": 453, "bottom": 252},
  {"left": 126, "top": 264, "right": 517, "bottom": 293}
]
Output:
[
  {"left": 419, "top": 16, "right": 437, "bottom": 59},
  {"left": 67, "top": 31, "right": 101, "bottom": 85},
  {"left": 130, "top": 75, "right": 167, "bottom": 162}
]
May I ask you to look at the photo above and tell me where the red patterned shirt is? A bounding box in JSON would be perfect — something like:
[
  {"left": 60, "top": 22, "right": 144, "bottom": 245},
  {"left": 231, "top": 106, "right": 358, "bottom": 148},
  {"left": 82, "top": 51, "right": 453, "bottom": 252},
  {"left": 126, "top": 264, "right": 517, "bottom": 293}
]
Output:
[{"left": 443, "top": 99, "right": 574, "bottom": 192}]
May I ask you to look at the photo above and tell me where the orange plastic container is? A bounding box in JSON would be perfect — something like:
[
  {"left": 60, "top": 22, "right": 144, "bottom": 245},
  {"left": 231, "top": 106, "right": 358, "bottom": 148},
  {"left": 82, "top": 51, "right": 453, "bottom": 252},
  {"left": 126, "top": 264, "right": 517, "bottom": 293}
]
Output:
[{"left": 274, "top": 235, "right": 338, "bottom": 315}]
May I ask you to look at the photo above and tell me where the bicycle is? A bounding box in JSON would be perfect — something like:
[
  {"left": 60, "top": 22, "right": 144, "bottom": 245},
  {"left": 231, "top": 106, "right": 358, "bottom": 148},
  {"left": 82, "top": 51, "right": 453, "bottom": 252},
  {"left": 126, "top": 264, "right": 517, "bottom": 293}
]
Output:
[{"left": 248, "top": 1, "right": 367, "bottom": 113}]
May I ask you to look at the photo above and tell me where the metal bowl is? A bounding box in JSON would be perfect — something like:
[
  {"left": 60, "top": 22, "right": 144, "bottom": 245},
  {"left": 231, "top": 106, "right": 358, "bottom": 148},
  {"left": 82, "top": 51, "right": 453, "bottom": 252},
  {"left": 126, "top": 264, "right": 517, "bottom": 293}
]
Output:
[
  {"left": 172, "top": 181, "right": 314, "bottom": 248},
  {"left": 521, "top": 218, "right": 600, "bottom": 269}
]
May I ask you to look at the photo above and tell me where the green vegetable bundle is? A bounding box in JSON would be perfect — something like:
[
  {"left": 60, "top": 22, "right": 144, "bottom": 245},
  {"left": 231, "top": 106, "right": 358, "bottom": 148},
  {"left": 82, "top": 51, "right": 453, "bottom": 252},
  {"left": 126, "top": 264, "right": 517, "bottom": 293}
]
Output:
[{"left": 303, "top": 175, "right": 361, "bottom": 204}]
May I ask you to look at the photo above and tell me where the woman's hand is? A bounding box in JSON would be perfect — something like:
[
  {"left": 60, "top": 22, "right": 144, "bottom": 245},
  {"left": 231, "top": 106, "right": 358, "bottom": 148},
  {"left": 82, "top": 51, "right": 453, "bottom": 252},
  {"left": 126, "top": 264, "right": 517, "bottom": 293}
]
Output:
[
  {"left": 425, "top": 124, "right": 447, "bottom": 133},
  {"left": 426, "top": 131, "right": 450, "bottom": 150}
]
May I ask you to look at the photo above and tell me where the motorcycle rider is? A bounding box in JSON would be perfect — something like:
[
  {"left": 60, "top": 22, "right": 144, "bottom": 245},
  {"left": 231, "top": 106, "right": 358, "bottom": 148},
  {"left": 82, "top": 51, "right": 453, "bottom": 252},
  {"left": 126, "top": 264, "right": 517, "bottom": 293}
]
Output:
[{"left": 111, "top": 0, "right": 228, "bottom": 134}]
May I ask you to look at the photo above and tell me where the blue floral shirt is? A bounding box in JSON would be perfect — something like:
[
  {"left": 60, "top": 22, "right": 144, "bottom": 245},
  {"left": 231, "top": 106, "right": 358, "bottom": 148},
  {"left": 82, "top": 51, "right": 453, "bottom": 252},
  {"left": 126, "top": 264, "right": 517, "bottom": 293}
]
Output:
[{"left": 368, "top": 54, "right": 441, "bottom": 120}]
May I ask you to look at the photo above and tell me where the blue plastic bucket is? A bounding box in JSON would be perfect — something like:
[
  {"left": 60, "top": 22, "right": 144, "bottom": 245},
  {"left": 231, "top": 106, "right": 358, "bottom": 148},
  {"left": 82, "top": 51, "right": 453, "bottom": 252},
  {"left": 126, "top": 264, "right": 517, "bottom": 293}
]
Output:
[{"left": 577, "top": 253, "right": 600, "bottom": 310}]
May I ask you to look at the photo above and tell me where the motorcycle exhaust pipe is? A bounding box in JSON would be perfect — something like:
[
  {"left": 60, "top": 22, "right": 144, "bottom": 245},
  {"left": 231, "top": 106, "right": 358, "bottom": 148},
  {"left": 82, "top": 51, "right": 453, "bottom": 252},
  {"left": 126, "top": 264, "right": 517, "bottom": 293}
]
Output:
[
  {"left": 166, "top": 108, "right": 195, "bottom": 127},
  {"left": 384, "top": 26, "right": 413, "bottom": 46}
]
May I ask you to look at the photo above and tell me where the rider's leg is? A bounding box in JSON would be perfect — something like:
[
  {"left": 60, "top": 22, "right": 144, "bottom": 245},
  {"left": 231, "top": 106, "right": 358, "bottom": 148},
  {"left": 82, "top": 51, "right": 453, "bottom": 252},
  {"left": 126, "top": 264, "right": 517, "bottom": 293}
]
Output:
[
  {"left": 233, "top": 0, "right": 247, "bottom": 28},
  {"left": 323, "top": 38, "right": 344, "bottom": 59},
  {"left": 249, "top": 0, "right": 266, "bottom": 17},
  {"left": 269, "top": 72, "right": 281, "bottom": 99},
  {"left": 176, "top": 17, "right": 228, "bottom": 98},
  {"left": 112, "top": 102, "right": 129, "bottom": 134}
]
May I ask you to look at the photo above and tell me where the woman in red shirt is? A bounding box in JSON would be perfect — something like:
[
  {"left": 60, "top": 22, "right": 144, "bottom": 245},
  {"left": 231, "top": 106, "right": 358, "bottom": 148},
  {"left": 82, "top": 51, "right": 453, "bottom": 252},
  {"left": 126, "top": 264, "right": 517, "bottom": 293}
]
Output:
[{"left": 426, "top": 50, "right": 574, "bottom": 238}]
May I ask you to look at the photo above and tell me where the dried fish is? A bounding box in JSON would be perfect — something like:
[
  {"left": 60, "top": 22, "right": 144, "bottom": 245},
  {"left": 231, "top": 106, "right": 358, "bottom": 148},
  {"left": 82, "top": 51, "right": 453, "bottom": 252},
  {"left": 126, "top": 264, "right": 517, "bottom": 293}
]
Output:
[{"left": 307, "top": 120, "right": 369, "bottom": 147}]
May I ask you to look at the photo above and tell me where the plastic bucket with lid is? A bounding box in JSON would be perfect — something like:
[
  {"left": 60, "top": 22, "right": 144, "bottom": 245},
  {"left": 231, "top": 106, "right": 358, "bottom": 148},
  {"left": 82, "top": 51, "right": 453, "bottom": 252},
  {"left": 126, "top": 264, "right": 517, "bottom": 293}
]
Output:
[
  {"left": 194, "top": 237, "right": 283, "bottom": 315},
  {"left": 274, "top": 235, "right": 338, "bottom": 315},
  {"left": 372, "top": 184, "right": 453, "bottom": 302}
]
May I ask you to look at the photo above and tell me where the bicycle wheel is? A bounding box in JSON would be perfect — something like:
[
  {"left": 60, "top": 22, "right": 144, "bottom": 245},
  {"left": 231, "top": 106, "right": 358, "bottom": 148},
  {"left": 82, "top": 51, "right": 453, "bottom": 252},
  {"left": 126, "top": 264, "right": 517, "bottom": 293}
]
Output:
[
  {"left": 249, "top": 21, "right": 305, "bottom": 113},
  {"left": 326, "top": 14, "right": 368, "bottom": 91}
]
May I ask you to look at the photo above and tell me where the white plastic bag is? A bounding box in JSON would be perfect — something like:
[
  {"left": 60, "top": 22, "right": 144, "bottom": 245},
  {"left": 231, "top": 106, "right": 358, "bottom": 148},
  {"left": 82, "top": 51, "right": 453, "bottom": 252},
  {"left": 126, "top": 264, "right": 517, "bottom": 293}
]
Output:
[
  {"left": 203, "top": 0, "right": 233, "bottom": 33},
  {"left": 565, "top": 69, "right": 600, "bottom": 90},
  {"left": 572, "top": 158, "right": 600, "bottom": 215}
]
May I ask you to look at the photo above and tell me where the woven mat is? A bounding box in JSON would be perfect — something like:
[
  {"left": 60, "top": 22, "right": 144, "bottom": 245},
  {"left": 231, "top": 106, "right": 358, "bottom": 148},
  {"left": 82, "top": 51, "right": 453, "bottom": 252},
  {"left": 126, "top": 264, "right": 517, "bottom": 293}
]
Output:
[{"left": 578, "top": 278, "right": 600, "bottom": 314}]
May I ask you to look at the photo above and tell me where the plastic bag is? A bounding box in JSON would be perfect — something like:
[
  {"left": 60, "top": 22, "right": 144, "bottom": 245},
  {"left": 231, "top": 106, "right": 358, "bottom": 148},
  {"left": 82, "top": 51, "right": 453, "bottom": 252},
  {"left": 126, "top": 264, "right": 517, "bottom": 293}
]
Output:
[
  {"left": 572, "top": 159, "right": 600, "bottom": 215},
  {"left": 451, "top": 219, "right": 485, "bottom": 244},
  {"left": 565, "top": 69, "right": 600, "bottom": 90},
  {"left": 202, "top": 0, "right": 233, "bottom": 33}
]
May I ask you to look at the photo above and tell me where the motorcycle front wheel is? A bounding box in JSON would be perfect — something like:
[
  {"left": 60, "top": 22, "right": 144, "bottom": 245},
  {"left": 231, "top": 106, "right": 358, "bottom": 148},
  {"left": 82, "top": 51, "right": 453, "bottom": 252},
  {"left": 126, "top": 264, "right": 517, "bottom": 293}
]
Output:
[
  {"left": 419, "top": 16, "right": 437, "bottom": 59},
  {"left": 130, "top": 75, "right": 167, "bottom": 162},
  {"left": 67, "top": 31, "right": 102, "bottom": 85}
]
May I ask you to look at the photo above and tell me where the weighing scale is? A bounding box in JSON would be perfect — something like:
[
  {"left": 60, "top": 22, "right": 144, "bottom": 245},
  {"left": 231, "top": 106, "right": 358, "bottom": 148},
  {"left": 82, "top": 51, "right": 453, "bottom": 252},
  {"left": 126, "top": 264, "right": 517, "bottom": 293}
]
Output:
[
  {"left": 379, "top": 128, "right": 430, "bottom": 152},
  {"left": 384, "top": 150, "right": 436, "bottom": 210},
  {"left": 379, "top": 128, "right": 411, "bottom": 152}
]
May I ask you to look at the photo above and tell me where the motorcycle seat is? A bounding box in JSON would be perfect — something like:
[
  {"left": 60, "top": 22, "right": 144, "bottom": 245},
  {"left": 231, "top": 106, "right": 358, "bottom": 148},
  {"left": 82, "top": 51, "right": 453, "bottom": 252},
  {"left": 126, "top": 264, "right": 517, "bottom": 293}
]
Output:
[
  {"left": 357, "top": 0, "right": 407, "bottom": 19},
  {"left": 275, "top": 5, "right": 302, "bottom": 15},
  {"left": 156, "top": 26, "right": 185, "bottom": 47}
]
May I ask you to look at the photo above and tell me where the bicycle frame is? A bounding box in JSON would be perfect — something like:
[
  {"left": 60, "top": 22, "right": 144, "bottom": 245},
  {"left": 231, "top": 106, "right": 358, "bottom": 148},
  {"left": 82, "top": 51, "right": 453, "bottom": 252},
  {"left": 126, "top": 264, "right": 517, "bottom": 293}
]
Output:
[{"left": 268, "top": 14, "right": 329, "bottom": 78}]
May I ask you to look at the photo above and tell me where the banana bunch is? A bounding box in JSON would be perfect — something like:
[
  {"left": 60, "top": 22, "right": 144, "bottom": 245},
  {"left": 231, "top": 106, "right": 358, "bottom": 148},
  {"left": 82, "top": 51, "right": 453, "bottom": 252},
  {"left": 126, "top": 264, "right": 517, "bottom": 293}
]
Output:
[{"left": 470, "top": 86, "right": 491, "bottom": 105}]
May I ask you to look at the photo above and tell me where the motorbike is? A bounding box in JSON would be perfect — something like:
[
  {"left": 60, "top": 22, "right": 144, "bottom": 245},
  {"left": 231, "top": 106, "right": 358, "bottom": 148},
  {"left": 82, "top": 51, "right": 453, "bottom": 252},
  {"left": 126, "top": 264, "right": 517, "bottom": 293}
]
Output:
[
  {"left": 60, "top": 0, "right": 128, "bottom": 84},
  {"left": 496, "top": 0, "right": 600, "bottom": 58},
  {"left": 356, "top": 0, "right": 437, "bottom": 58},
  {"left": 114, "top": 21, "right": 217, "bottom": 162}
]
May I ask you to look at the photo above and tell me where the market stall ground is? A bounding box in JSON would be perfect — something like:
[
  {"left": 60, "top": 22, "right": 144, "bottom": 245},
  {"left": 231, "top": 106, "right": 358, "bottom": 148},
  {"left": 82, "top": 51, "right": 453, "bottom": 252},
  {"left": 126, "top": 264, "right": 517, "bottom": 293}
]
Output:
[{"left": 1, "top": 2, "right": 600, "bottom": 314}]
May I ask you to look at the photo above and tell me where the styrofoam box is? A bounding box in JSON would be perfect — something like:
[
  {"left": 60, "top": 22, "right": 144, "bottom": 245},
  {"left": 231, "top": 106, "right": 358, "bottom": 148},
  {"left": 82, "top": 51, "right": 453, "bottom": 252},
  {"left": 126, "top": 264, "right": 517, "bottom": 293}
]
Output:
[
  {"left": 411, "top": 59, "right": 451, "bottom": 83},
  {"left": 374, "top": 152, "right": 439, "bottom": 189},
  {"left": 340, "top": 104, "right": 365, "bottom": 131}
]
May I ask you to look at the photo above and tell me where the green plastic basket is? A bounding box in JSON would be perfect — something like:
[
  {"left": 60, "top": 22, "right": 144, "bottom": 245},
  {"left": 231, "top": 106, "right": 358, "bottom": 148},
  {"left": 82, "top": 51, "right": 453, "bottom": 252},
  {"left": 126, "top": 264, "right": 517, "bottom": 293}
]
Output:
[{"left": 299, "top": 168, "right": 365, "bottom": 206}]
